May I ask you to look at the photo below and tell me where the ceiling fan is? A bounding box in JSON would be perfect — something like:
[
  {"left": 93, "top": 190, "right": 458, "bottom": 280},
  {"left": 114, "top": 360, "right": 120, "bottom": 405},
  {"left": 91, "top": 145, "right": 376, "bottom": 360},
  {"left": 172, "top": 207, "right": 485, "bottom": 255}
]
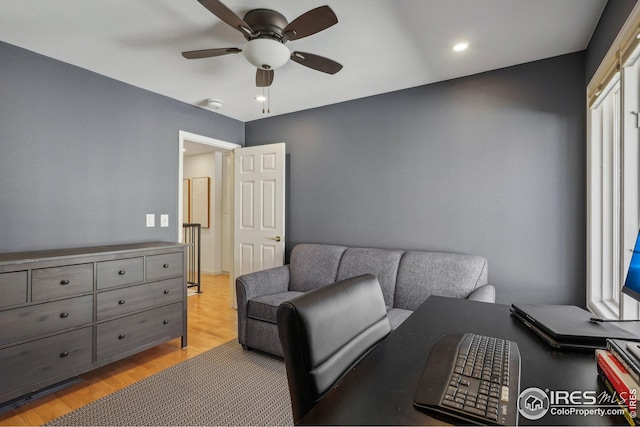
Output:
[{"left": 182, "top": 0, "right": 343, "bottom": 87}]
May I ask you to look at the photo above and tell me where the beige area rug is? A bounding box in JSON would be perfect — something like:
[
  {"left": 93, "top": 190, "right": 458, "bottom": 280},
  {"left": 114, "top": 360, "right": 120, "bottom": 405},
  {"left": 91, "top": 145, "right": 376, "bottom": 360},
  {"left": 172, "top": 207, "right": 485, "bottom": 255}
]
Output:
[{"left": 46, "top": 341, "right": 293, "bottom": 426}]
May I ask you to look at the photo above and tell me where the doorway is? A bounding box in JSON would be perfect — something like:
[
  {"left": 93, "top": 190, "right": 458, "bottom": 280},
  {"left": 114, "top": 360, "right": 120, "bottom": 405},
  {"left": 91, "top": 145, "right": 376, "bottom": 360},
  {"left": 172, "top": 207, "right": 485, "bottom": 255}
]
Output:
[{"left": 178, "top": 131, "right": 240, "bottom": 302}]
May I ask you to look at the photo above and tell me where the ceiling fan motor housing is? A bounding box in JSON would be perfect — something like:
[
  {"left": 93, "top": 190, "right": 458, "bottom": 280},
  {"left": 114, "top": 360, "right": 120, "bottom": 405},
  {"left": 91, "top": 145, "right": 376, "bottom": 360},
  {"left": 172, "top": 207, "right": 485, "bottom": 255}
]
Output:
[{"left": 242, "top": 9, "right": 289, "bottom": 41}]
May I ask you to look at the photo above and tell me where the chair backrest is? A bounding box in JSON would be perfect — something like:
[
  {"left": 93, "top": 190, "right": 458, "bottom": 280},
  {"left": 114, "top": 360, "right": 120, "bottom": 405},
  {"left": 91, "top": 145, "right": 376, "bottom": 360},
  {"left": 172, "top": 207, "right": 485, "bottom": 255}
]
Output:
[{"left": 277, "top": 274, "right": 391, "bottom": 423}]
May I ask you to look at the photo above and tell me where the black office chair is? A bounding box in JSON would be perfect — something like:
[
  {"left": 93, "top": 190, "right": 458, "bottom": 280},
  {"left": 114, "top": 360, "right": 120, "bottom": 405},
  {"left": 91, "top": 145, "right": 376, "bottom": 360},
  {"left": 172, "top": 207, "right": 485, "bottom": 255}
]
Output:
[{"left": 276, "top": 273, "right": 391, "bottom": 423}]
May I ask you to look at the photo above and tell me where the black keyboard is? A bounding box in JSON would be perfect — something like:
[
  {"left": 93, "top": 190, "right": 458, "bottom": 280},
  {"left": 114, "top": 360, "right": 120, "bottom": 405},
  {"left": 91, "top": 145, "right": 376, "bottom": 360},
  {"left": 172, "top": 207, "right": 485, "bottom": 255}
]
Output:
[{"left": 414, "top": 333, "right": 521, "bottom": 426}]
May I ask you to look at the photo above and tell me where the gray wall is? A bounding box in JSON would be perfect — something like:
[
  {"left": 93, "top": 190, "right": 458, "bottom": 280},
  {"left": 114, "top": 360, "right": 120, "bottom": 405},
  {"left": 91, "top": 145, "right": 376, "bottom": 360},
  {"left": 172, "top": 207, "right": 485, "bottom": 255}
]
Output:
[
  {"left": 0, "top": 41, "right": 244, "bottom": 253},
  {"left": 246, "top": 53, "right": 586, "bottom": 306},
  {"left": 586, "top": 0, "right": 638, "bottom": 82},
  {"left": 0, "top": 1, "right": 634, "bottom": 305}
]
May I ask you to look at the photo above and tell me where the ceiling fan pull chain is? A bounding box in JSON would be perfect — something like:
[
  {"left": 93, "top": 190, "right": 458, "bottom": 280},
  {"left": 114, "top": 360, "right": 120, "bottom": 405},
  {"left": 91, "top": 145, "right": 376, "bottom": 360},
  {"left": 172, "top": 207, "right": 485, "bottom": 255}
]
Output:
[{"left": 268, "top": 86, "right": 270, "bottom": 114}]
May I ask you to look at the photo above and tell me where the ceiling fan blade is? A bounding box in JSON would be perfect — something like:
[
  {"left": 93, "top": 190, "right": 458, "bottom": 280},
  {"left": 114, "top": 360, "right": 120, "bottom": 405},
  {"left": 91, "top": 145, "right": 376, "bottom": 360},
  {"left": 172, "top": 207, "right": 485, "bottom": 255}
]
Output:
[
  {"left": 256, "top": 69, "right": 274, "bottom": 87},
  {"left": 290, "top": 51, "right": 343, "bottom": 74},
  {"left": 197, "top": 0, "right": 253, "bottom": 36},
  {"left": 182, "top": 47, "right": 241, "bottom": 59},
  {"left": 283, "top": 6, "right": 338, "bottom": 41}
]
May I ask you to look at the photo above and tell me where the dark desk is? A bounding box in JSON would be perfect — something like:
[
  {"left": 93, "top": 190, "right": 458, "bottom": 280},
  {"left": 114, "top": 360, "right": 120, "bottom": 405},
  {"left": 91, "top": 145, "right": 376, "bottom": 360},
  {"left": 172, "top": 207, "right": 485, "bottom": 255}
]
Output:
[{"left": 300, "top": 296, "right": 628, "bottom": 426}]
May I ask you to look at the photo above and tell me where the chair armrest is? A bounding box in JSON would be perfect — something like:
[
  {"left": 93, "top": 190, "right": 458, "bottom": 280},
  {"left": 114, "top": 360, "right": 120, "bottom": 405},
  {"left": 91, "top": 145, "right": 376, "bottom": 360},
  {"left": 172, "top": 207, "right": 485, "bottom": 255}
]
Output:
[
  {"left": 236, "top": 265, "right": 290, "bottom": 346},
  {"left": 466, "top": 284, "right": 495, "bottom": 303}
]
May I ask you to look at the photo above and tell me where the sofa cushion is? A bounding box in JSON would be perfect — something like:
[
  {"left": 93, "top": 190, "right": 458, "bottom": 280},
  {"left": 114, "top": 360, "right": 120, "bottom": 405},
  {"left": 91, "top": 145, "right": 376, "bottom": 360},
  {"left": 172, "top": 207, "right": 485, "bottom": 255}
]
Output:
[
  {"left": 336, "top": 247, "right": 404, "bottom": 308},
  {"left": 394, "top": 251, "right": 488, "bottom": 310},
  {"left": 386, "top": 308, "right": 412, "bottom": 330},
  {"left": 289, "top": 244, "right": 348, "bottom": 292},
  {"left": 248, "top": 291, "right": 305, "bottom": 324}
]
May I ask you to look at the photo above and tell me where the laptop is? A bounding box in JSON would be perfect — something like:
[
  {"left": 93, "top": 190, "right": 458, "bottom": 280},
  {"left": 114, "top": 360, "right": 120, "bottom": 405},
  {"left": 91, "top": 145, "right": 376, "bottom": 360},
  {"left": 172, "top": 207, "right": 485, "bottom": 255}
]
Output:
[{"left": 510, "top": 303, "right": 639, "bottom": 349}]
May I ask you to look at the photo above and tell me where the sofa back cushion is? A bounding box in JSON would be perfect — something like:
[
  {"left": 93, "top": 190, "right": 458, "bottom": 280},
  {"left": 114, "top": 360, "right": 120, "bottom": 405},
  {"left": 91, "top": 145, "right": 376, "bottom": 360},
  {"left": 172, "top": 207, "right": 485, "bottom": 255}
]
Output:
[
  {"left": 336, "top": 247, "right": 404, "bottom": 309},
  {"left": 394, "top": 252, "right": 488, "bottom": 310},
  {"left": 289, "top": 244, "right": 348, "bottom": 292}
]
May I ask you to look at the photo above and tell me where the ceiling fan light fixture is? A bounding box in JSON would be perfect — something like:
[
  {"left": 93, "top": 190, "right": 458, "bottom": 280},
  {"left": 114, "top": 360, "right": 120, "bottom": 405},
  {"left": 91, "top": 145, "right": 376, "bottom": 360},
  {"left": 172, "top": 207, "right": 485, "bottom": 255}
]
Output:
[{"left": 243, "top": 38, "right": 290, "bottom": 70}]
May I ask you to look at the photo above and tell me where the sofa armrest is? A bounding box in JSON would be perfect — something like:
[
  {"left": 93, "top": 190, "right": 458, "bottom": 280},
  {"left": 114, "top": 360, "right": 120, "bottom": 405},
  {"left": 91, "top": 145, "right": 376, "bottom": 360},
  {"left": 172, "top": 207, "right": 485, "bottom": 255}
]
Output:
[
  {"left": 236, "top": 265, "right": 290, "bottom": 346},
  {"left": 236, "top": 265, "right": 291, "bottom": 300},
  {"left": 466, "top": 284, "right": 495, "bottom": 303}
]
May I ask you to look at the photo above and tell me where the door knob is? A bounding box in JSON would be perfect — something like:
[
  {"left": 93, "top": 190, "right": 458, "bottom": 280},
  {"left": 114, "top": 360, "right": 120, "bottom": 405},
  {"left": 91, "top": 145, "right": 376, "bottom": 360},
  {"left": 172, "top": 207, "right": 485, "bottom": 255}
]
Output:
[{"left": 268, "top": 236, "right": 282, "bottom": 242}]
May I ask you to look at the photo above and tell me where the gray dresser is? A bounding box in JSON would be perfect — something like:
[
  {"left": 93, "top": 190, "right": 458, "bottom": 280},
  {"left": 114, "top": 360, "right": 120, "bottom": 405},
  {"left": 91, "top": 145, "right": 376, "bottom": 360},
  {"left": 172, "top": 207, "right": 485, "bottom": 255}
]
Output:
[{"left": 0, "top": 242, "right": 188, "bottom": 405}]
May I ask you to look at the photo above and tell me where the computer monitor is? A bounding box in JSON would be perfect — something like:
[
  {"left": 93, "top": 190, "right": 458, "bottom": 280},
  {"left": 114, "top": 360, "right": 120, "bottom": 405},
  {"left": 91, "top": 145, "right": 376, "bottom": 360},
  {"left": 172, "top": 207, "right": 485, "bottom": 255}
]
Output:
[{"left": 622, "top": 228, "right": 640, "bottom": 301}]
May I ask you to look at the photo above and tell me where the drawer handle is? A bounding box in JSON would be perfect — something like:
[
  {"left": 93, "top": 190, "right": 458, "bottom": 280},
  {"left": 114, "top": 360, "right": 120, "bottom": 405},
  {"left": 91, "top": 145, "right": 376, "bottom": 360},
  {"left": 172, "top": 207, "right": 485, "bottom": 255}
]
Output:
[
  {"left": 163, "top": 290, "right": 170, "bottom": 295},
  {"left": 60, "top": 280, "right": 70, "bottom": 285},
  {"left": 163, "top": 264, "right": 169, "bottom": 268},
  {"left": 118, "top": 270, "right": 126, "bottom": 275},
  {"left": 60, "top": 351, "right": 69, "bottom": 358},
  {"left": 163, "top": 320, "right": 169, "bottom": 325},
  {"left": 60, "top": 312, "right": 69, "bottom": 318},
  {"left": 118, "top": 299, "right": 126, "bottom": 305},
  {"left": 118, "top": 334, "right": 126, "bottom": 340}
]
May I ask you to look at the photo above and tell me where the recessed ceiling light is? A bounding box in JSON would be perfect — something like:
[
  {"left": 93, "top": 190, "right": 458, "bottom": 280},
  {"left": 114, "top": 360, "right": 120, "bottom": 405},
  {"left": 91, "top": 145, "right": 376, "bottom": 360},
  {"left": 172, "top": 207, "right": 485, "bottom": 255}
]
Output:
[
  {"left": 453, "top": 42, "right": 469, "bottom": 52},
  {"left": 256, "top": 95, "right": 267, "bottom": 102}
]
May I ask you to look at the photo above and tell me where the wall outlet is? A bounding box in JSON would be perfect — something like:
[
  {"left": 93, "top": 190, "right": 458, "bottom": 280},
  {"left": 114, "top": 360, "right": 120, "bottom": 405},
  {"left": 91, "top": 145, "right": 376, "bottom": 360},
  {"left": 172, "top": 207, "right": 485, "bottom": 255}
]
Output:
[
  {"left": 146, "top": 214, "right": 155, "bottom": 227},
  {"left": 160, "top": 214, "right": 169, "bottom": 227}
]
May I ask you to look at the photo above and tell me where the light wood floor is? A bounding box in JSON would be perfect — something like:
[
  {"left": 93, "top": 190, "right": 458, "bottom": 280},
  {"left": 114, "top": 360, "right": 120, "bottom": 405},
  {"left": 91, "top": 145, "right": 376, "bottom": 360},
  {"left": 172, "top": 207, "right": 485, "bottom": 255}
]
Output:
[{"left": 0, "top": 274, "right": 237, "bottom": 426}]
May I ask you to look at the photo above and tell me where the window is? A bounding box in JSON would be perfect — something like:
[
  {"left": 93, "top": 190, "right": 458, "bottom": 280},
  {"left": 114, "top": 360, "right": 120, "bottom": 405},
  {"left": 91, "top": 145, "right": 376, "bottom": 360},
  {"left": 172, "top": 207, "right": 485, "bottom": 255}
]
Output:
[
  {"left": 587, "top": 14, "right": 640, "bottom": 319},
  {"left": 588, "top": 74, "right": 621, "bottom": 317}
]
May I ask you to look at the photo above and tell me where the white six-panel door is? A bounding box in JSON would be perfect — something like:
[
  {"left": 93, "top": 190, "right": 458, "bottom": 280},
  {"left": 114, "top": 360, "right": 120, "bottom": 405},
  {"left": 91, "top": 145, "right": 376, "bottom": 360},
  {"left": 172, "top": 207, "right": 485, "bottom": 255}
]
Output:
[{"left": 232, "top": 143, "right": 286, "bottom": 301}]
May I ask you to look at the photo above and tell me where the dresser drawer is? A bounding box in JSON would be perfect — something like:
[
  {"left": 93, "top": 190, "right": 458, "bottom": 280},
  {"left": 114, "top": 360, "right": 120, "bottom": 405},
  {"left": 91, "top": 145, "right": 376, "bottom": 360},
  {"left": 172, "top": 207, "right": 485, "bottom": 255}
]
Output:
[
  {"left": 97, "top": 277, "right": 183, "bottom": 321},
  {"left": 0, "top": 327, "right": 92, "bottom": 396},
  {"left": 0, "top": 271, "right": 28, "bottom": 309},
  {"left": 32, "top": 263, "right": 93, "bottom": 301},
  {"left": 97, "top": 257, "right": 144, "bottom": 289},
  {"left": 146, "top": 252, "right": 183, "bottom": 281},
  {"left": 0, "top": 295, "right": 93, "bottom": 346},
  {"left": 96, "top": 302, "right": 182, "bottom": 360}
]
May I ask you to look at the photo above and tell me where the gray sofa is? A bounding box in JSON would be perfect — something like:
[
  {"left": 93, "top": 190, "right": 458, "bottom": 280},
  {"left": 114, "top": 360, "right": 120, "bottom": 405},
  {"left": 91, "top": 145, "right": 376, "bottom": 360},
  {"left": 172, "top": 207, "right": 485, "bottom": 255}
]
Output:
[{"left": 235, "top": 243, "right": 494, "bottom": 357}]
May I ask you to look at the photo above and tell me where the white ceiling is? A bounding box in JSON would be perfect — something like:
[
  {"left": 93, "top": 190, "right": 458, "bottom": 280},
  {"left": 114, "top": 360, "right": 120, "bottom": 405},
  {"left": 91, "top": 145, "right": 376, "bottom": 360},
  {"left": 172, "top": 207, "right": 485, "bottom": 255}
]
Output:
[{"left": 0, "top": 0, "right": 606, "bottom": 122}]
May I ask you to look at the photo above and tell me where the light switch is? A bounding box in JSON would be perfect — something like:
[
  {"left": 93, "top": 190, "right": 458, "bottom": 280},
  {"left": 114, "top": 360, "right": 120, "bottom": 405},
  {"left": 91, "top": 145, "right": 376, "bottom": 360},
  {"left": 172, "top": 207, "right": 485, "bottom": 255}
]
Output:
[
  {"left": 146, "top": 214, "right": 155, "bottom": 227},
  {"left": 160, "top": 214, "right": 169, "bottom": 227}
]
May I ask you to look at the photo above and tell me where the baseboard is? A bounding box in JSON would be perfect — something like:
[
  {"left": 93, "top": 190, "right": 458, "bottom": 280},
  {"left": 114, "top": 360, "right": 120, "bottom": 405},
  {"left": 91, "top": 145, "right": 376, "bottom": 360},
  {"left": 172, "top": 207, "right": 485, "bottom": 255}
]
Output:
[
  {"left": 201, "top": 269, "right": 229, "bottom": 276},
  {"left": 188, "top": 269, "right": 230, "bottom": 276}
]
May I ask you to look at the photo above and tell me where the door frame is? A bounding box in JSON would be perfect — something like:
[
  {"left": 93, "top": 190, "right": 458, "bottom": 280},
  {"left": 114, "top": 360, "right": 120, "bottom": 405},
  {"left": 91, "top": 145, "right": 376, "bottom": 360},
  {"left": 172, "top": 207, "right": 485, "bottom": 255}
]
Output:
[{"left": 178, "top": 131, "right": 240, "bottom": 303}]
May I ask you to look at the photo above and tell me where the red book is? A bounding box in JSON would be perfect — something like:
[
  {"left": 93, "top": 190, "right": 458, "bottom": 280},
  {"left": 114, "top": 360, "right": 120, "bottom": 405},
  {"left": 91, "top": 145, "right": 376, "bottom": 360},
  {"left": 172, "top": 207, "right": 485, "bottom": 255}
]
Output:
[{"left": 597, "top": 349, "right": 639, "bottom": 413}]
